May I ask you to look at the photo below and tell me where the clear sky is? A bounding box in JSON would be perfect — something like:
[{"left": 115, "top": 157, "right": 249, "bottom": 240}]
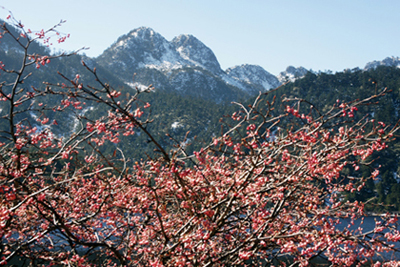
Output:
[{"left": 1, "top": 1, "right": 399, "bottom": 75}]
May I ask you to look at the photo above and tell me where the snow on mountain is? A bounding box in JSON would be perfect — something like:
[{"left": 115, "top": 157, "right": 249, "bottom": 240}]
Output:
[
  {"left": 277, "top": 66, "right": 308, "bottom": 83},
  {"left": 96, "top": 27, "right": 254, "bottom": 102},
  {"left": 172, "top": 34, "right": 222, "bottom": 74},
  {"left": 96, "top": 27, "right": 310, "bottom": 102},
  {"left": 226, "top": 64, "right": 280, "bottom": 91},
  {"left": 364, "top": 56, "right": 400, "bottom": 71},
  {"left": 109, "top": 27, "right": 188, "bottom": 71}
]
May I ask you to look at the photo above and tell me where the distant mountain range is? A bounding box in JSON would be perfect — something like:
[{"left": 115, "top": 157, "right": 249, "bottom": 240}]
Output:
[
  {"left": 95, "top": 27, "right": 308, "bottom": 102},
  {"left": 2, "top": 21, "right": 400, "bottom": 211},
  {"left": 95, "top": 26, "right": 400, "bottom": 102},
  {"left": 1, "top": 20, "right": 399, "bottom": 103},
  {"left": 364, "top": 56, "right": 400, "bottom": 71}
]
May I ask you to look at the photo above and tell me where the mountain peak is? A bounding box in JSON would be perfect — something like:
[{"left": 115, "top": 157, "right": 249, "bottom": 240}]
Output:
[
  {"left": 98, "top": 26, "right": 185, "bottom": 73},
  {"left": 96, "top": 27, "right": 312, "bottom": 102},
  {"left": 128, "top": 27, "right": 157, "bottom": 38},
  {"left": 277, "top": 66, "right": 308, "bottom": 83},
  {"left": 122, "top": 26, "right": 168, "bottom": 46},
  {"left": 172, "top": 34, "right": 222, "bottom": 73}
]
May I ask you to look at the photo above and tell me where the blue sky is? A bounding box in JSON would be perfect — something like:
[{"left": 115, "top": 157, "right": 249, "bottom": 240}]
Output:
[{"left": 1, "top": 1, "right": 399, "bottom": 75}]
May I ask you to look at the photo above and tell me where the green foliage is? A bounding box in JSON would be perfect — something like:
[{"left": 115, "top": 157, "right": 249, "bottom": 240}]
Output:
[
  {"left": 256, "top": 66, "right": 400, "bottom": 212},
  {"left": 2, "top": 17, "right": 400, "bottom": 212},
  {"left": 111, "top": 90, "right": 237, "bottom": 160}
]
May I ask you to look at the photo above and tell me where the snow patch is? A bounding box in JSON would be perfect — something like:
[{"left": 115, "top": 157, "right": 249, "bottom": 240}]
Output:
[
  {"left": 138, "top": 46, "right": 186, "bottom": 71},
  {"left": 220, "top": 73, "right": 249, "bottom": 92},
  {"left": 126, "top": 82, "right": 152, "bottom": 92},
  {"left": 277, "top": 66, "right": 308, "bottom": 83},
  {"left": 171, "top": 121, "right": 183, "bottom": 129},
  {"left": 115, "top": 39, "right": 127, "bottom": 49}
]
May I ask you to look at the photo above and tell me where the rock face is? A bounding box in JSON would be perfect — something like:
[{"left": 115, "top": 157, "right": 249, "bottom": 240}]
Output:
[{"left": 96, "top": 27, "right": 309, "bottom": 102}]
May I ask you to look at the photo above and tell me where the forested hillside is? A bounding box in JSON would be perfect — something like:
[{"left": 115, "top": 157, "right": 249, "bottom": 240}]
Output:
[
  {"left": 257, "top": 67, "right": 400, "bottom": 212},
  {"left": 2, "top": 15, "right": 400, "bottom": 265},
  {"left": 79, "top": 65, "right": 400, "bottom": 213},
  {"left": 1, "top": 18, "right": 400, "bottom": 213}
]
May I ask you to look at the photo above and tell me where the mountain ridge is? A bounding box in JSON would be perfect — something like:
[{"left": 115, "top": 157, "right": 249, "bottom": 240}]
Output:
[
  {"left": 97, "top": 27, "right": 399, "bottom": 102},
  {"left": 2, "top": 20, "right": 397, "bottom": 103},
  {"left": 96, "top": 26, "right": 310, "bottom": 102},
  {"left": 2, "top": 20, "right": 400, "bottom": 212},
  {"left": 364, "top": 56, "right": 400, "bottom": 71}
]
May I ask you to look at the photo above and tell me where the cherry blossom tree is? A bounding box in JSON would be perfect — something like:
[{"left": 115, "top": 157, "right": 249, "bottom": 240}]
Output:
[{"left": 0, "top": 13, "right": 400, "bottom": 266}]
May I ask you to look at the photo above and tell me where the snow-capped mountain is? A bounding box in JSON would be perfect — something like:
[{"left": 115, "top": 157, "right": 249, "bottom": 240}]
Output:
[
  {"left": 172, "top": 34, "right": 222, "bottom": 74},
  {"left": 96, "top": 27, "right": 312, "bottom": 102},
  {"left": 226, "top": 64, "right": 281, "bottom": 92},
  {"left": 96, "top": 27, "right": 300, "bottom": 102},
  {"left": 98, "top": 27, "right": 186, "bottom": 74},
  {"left": 364, "top": 56, "right": 400, "bottom": 71}
]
